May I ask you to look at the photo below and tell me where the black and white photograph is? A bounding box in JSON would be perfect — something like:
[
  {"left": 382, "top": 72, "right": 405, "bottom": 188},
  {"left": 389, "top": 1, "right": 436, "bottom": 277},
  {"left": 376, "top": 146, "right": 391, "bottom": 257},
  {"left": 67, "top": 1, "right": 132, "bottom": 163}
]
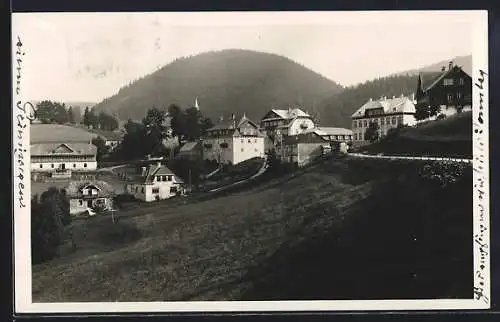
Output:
[{"left": 12, "top": 10, "right": 489, "bottom": 313}]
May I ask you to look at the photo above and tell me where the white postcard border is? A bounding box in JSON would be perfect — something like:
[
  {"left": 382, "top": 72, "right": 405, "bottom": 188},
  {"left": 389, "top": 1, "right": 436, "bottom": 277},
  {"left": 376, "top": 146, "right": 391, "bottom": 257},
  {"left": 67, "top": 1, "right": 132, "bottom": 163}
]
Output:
[{"left": 12, "top": 10, "right": 490, "bottom": 313}]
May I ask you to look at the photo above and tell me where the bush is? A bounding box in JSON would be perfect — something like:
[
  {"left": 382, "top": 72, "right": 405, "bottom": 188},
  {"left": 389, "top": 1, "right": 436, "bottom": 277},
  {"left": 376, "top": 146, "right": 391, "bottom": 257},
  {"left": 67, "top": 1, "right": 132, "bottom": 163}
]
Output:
[{"left": 31, "top": 188, "right": 72, "bottom": 264}]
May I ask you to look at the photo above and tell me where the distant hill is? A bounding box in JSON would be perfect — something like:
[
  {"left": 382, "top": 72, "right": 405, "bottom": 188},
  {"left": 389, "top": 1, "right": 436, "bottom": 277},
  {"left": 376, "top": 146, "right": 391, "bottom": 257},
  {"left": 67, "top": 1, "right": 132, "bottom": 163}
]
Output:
[
  {"left": 317, "top": 55, "right": 473, "bottom": 128},
  {"left": 394, "top": 55, "right": 472, "bottom": 77},
  {"left": 92, "top": 49, "right": 344, "bottom": 123}
]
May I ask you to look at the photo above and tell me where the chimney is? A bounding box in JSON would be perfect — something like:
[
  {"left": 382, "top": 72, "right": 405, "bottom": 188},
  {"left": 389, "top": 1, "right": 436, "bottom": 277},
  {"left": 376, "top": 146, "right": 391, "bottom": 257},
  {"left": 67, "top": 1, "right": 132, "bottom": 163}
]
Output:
[
  {"left": 441, "top": 66, "right": 446, "bottom": 72},
  {"left": 448, "top": 61, "right": 453, "bottom": 70},
  {"left": 141, "top": 166, "right": 147, "bottom": 176}
]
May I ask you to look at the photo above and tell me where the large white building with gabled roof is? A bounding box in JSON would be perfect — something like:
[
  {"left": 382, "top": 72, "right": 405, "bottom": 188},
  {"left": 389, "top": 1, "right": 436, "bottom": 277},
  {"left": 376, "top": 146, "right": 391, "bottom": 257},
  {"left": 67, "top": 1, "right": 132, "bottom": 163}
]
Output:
[
  {"left": 202, "top": 114, "right": 265, "bottom": 165},
  {"left": 351, "top": 95, "right": 417, "bottom": 143},
  {"left": 31, "top": 142, "right": 98, "bottom": 175},
  {"left": 260, "top": 107, "right": 316, "bottom": 152}
]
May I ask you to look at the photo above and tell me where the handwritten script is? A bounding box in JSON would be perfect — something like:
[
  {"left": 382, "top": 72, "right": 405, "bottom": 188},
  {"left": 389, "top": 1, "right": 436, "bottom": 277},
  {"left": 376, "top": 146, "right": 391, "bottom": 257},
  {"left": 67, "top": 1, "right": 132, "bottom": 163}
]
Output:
[
  {"left": 472, "top": 69, "right": 489, "bottom": 305},
  {"left": 14, "top": 36, "right": 35, "bottom": 209}
]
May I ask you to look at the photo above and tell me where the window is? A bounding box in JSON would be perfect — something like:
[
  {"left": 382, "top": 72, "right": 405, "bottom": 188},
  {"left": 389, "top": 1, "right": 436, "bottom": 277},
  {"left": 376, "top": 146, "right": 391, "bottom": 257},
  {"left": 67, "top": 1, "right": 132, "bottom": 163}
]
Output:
[
  {"left": 78, "top": 200, "right": 83, "bottom": 206},
  {"left": 254, "top": 139, "right": 257, "bottom": 143},
  {"left": 391, "top": 117, "right": 396, "bottom": 125},
  {"left": 84, "top": 163, "right": 87, "bottom": 168},
  {"left": 167, "top": 175, "right": 172, "bottom": 181},
  {"left": 241, "top": 148, "right": 244, "bottom": 152},
  {"left": 254, "top": 148, "right": 258, "bottom": 152},
  {"left": 39, "top": 164, "right": 43, "bottom": 168},
  {"left": 447, "top": 93, "right": 453, "bottom": 103},
  {"left": 141, "top": 187, "right": 145, "bottom": 193},
  {"left": 73, "top": 164, "right": 76, "bottom": 168},
  {"left": 170, "top": 187, "right": 177, "bottom": 194},
  {"left": 381, "top": 118, "right": 385, "bottom": 125},
  {"left": 363, "top": 120, "right": 367, "bottom": 127},
  {"left": 386, "top": 117, "right": 390, "bottom": 124},
  {"left": 354, "top": 133, "right": 358, "bottom": 140},
  {"left": 135, "top": 187, "right": 138, "bottom": 192},
  {"left": 459, "top": 78, "right": 465, "bottom": 85},
  {"left": 152, "top": 187, "right": 159, "bottom": 194},
  {"left": 443, "top": 78, "right": 454, "bottom": 86},
  {"left": 457, "top": 92, "right": 462, "bottom": 99},
  {"left": 51, "top": 164, "right": 54, "bottom": 168}
]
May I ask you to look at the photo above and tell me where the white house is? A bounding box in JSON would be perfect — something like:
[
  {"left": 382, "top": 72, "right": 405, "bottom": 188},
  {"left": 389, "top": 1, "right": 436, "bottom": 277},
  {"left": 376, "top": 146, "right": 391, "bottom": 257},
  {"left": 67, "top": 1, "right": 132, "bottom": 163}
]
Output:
[
  {"left": 65, "top": 180, "right": 115, "bottom": 215},
  {"left": 260, "top": 107, "right": 316, "bottom": 152},
  {"left": 202, "top": 114, "right": 265, "bottom": 165},
  {"left": 125, "top": 162, "right": 185, "bottom": 202},
  {"left": 31, "top": 142, "right": 97, "bottom": 177},
  {"left": 351, "top": 95, "right": 417, "bottom": 143}
]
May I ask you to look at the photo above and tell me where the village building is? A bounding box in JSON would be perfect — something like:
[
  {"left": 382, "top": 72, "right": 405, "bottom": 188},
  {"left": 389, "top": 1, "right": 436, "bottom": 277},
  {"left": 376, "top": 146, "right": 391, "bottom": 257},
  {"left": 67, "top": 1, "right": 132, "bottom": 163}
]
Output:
[
  {"left": 259, "top": 107, "right": 316, "bottom": 152},
  {"left": 31, "top": 142, "right": 98, "bottom": 178},
  {"left": 65, "top": 180, "right": 115, "bottom": 215},
  {"left": 125, "top": 162, "right": 185, "bottom": 202},
  {"left": 89, "top": 130, "right": 124, "bottom": 151},
  {"left": 202, "top": 114, "right": 265, "bottom": 165},
  {"left": 280, "top": 131, "right": 330, "bottom": 167},
  {"left": 306, "top": 127, "right": 353, "bottom": 143},
  {"left": 177, "top": 141, "right": 203, "bottom": 162},
  {"left": 351, "top": 95, "right": 417, "bottom": 144},
  {"left": 415, "top": 62, "right": 472, "bottom": 117}
]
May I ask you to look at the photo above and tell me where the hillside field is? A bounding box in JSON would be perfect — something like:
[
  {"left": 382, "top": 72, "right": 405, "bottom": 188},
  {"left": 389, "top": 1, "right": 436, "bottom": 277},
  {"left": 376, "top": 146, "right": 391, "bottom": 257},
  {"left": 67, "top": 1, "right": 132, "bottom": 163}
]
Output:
[
  {"left": 32, "top": 157, "right": 473, "bottom": 302},
  {"left": 31, "top": 124, "right": 97, "bottom": 143}
]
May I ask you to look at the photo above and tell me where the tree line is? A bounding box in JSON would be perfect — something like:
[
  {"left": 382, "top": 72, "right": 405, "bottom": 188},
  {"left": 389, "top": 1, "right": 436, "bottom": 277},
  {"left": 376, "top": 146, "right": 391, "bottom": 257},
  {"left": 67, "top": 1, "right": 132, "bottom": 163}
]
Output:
[
  {"left": 116, "top": 104, "right": 214, "bottom": 161},
  {"left": 34, "top": 100, "right": 119, "bottom": 131}
]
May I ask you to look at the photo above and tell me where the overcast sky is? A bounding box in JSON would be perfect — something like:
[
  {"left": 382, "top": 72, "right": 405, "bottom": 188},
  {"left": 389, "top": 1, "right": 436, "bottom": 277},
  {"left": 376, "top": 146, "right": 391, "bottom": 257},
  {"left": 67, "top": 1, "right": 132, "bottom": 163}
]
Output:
[{"left": 12, "top": 11, "right": 478, "bottom": 103}]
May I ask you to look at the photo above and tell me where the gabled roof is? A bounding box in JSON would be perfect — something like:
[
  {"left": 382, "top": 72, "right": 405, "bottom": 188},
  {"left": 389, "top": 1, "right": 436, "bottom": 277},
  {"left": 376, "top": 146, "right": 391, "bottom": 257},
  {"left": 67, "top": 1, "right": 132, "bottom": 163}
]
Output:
[
  {"left": 351, "top": 96, "right": 416, "bottom": 118},
  {"left": 31, "top": 142, "right": 97, "bottom": 156},
  {"left": 65, "top": 180, "right": 114, "bottom": 198},
  {"left": 179, "top": 141, "right": 200, "bottom": 152},
  {"left": 207, "top": 114, "right": 263, "bottom": 137},
  {"left": 143, "top": 163, "right": 184, "bottom": 184},
  {"left": 261, "top": 107, "right": 311, "bottom": 121},
  {"left": 282, "top": 132, "right": 328, "bottom": 145},
  {"left": 420, "top": 65, "right": 472, "bottom": 92}
]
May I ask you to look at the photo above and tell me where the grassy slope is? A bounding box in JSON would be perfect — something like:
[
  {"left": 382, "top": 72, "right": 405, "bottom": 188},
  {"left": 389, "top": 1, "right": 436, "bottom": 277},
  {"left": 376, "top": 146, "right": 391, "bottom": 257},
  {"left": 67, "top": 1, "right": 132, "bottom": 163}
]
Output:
[
  {"left": 362, "top": 111, "right": 472, "bottom": 158},
  {"left": 31, "top": 124, "right": 97, "bottom": 143},
  {"left": 32, "top": 157, "right": 472, "bottom": 302}
]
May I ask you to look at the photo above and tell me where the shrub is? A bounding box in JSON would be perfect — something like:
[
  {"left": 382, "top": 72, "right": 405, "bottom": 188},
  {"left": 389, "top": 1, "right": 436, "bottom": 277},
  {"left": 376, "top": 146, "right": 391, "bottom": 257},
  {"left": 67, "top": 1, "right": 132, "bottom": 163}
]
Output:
[{"left": 31, "top": 188, "right": 72, "bottom": 264}]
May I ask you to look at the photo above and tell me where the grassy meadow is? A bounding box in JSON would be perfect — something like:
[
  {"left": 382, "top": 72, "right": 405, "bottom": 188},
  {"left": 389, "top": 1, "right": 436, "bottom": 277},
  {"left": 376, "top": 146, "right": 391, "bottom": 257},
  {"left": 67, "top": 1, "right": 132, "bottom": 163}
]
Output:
[{"left": 32, "top": 157, "right": 473, "bottom": 302}]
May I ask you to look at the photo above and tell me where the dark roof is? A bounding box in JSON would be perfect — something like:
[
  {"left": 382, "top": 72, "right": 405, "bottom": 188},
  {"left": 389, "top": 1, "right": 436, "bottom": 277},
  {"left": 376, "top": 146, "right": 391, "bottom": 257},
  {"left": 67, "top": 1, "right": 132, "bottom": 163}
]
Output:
[
  {"left": 419, "top": 71, "right": 444, "bottom": 91},
  {"left": 31, "top": 142, "right": 97, "bottom": 156},
  {"left": 90, "top": 130, "right": 124, "bottom": 141},
  {"left": 65, "top": 180, "right": 114, "bottom": 198},
  {"left": 206, "top": 114, "right": 263, "bottom": 137},
  {"left": 282, "top": 132, "right": 327, "bottom": 145},
  {"left": 419, "top": 65, "right": 472, "bottom": 91}
]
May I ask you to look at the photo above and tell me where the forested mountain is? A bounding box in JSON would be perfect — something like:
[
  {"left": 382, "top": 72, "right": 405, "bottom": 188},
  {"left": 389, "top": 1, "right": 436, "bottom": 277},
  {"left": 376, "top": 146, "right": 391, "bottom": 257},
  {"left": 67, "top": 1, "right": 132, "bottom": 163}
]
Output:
[
  {"left": 317, "top": 55, "right": 472, "bottom": 128},
  {"left": 92, "top": 49, "right": 344, "bottom": 123},
  {"left": 317, "top": 74, "right": 419, "bottom": 128}
]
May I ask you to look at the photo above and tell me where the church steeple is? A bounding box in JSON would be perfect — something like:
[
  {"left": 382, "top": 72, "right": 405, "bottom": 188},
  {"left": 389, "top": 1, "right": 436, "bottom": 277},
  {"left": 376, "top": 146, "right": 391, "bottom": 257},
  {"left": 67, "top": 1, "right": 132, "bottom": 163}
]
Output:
[{"left": 194, "top": 97, "right": 199, "bottom": 110}]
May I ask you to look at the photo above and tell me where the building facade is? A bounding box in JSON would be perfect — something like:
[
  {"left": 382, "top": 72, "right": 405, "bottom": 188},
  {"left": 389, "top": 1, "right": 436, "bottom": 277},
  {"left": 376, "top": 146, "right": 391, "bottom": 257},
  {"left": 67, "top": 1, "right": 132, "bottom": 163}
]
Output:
[
  {"left": 202, "top": 114, "right": 265, "bottom": 165},
  {"left": 260, "top": 108, "right": 316, "bottom": 152},
  {"left": 65, "top": 180, "right": 115, "bottom": 215},
  {"left": 31, "top": 142, "right": 98, "bottom": 176},
  {"left": 281, "top": 132, "right": 329, "bottom": 167},
  {"left": 415, "top": 62, "right": 472, "bottom": 118},
  {"left": 125, "top": 162, "right": 185, "bottom": 202},
  {"left": 351, "top": 95, "right": 417, "bottom": 143}
]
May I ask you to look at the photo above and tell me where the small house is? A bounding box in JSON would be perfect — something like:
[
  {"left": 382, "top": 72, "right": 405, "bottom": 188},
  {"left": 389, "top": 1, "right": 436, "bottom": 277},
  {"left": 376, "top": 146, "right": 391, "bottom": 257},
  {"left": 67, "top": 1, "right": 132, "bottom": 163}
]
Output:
[
  {"left": 280, "top": 132, "right": 329, "bottom": 167},
  {"left": 125, "top": 162, "right": 185, "bottom": 202},
  {"left": 65, "top": 180, "right": 115, "bottom": 215}
]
